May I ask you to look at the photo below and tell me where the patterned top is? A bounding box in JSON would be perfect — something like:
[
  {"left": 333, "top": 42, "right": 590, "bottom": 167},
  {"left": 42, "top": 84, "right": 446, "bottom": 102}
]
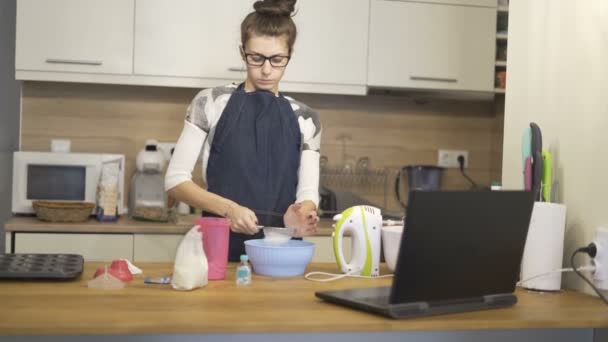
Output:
[{"left": 165, "top": 83, "right": 322, "bottom": 205}]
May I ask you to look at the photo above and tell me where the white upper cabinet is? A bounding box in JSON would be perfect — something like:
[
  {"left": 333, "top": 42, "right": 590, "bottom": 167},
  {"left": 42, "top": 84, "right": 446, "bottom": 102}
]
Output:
[
  {"left": 15, "top": 0, "right": 134, "bottom": 75},
  {"left": 134, "top": 0, "right": 369, "bottom": 95},
  {"left": 368, "top": 0, "right": 497, "bottom": 92},
  {"left": 14, "top": 0, "right": 498, "bottom": 95},
  {"left": 281, "top": 0, "right": 369, "bottom": 93},
  {"left": 134, "top": 0, "right": 251, "bottom": 80}
]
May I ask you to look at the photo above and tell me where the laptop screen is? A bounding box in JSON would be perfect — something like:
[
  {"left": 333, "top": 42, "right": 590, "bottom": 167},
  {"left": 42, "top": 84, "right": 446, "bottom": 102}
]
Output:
[{"left": 390, "top": 191, "right": 535, "bottom": 304}]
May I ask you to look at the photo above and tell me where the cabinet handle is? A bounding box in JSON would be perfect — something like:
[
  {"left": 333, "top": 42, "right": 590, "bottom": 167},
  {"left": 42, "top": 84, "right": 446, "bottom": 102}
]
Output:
[
  {"left": 45, "top": 58, "right": 103, "bottom": 66},
  {"left": 410, "top": 76, "right": 458, "bottom": 83},
  {"left": 228, "top": 67, "right": 245, "bottom": 72}
]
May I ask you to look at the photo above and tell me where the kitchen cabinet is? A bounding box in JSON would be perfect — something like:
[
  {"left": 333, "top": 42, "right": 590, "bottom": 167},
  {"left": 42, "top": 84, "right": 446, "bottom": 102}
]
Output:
[
  {"left": 133, "top": 235, "right": 348, "bottom": 263},
  {"left": 281, "top": 0, "right": 369, "bottom": 95},
  {"left": 132, "top": 236, "right": 351, "bottom": 263},
  {"left": 12, "top": 233, "right": 133, "bottom": 262},
  {"left": 367, "top": 0, "right": 497, "bottom": 92},
  {"left": 14, "top": 0, "right": 500, "bottom": 95},
  {"left": 495, "top": 3, "right": 509, "bottom": 93},
  {"left": 134, "top": 0, "right": 251, "bottom": 81},
  {"left": 15, "top": 0, "right": 134, "bottom": 75},
  {"left": 133, "top": 234, "right": 182, "bottom": 262},
  {"left": 6, "top": 233, "right": 347, "bottom": 263},
  {"left": 15, "top": 0, "right": 369, "bottom": 95},
  {"left": 5, "top": 216, "right": 342, "bottom": 264},
  {"left": 5, "top": 232, "right": 183, "bottom": 263},
  {"left": 304, "top": 236, "right": 352, "bottom": 263},
  {"left": 134, "top": 0, "right": 369, "bottom": 95}
]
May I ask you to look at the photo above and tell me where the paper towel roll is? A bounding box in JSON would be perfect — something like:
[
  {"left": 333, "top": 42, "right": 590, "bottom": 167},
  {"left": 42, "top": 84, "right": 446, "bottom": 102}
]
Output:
[{"left": 520, "top": 202, "right": 567, "bottom": 291}]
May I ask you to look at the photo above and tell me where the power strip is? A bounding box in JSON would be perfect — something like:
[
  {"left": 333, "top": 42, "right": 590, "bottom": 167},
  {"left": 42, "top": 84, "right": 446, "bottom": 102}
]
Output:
[{"left": 593, "top": 227, "right": 608, "bottom": 290}]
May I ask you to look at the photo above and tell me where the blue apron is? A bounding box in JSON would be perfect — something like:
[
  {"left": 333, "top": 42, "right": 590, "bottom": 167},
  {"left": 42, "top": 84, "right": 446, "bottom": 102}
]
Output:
[{"left": 205, "top": 83, "right": 301, "bottom": 261}]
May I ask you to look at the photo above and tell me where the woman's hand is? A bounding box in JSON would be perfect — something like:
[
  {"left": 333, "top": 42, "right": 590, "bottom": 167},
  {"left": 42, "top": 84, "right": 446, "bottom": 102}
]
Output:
[
  {"left": 284, "top": 202, "right": 319, "bottom": 237},
  {"left": 226, "top": 203, "right": 259, "bottom": 235}
]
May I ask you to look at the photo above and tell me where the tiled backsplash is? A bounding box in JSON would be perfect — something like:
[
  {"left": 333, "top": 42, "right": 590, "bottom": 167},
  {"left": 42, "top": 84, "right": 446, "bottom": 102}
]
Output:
[{"left": 21, "top": 82, "right": 504, "bottom": 211}]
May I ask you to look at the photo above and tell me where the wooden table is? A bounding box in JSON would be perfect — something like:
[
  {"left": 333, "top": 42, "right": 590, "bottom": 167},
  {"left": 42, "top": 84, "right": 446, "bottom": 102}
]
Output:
[{"left": 0, "top": 263, "right": 607, "bottom": 340}]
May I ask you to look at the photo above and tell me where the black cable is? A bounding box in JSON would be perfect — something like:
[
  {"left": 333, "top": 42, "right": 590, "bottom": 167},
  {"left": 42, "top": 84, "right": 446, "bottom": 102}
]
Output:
[
  {"left": 571, "top": 244, "right": 608, "bottom": 304},
  {"left": 457, "top": 155, "right": 479, "bottom": 189}
]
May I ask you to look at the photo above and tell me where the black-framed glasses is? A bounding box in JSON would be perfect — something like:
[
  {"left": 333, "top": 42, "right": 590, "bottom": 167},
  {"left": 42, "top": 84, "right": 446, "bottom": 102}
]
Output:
[{"left": 243, "top": 52, "right": 291, "bottom": 68}]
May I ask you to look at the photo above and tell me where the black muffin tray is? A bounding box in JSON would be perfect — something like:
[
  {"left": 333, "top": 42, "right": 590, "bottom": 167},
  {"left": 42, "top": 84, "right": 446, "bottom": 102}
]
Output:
[{"left": 0, "top": 254, "right": 84, "bottom": 280}]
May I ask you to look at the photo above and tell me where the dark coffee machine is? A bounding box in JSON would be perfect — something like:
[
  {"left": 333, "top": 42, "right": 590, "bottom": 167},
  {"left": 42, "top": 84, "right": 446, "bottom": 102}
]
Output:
[{"left": 395, "top": 165, "right": 444, "bottom": 208}]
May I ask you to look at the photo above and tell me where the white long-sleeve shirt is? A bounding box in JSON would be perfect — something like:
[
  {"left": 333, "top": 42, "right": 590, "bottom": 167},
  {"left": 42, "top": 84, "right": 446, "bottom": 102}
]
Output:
[{"left": 165, "top": 83, "right": 321, "bottom": 206}]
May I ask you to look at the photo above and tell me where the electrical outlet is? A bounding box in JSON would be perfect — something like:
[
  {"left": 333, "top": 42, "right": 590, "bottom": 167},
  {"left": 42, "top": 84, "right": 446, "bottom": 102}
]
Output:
[
  {"left": 157, "top": 142, "right": 176, "bottom": 161},
  {"left": 50, "top": 139, "right": 71, "bottom": 153},
  {"left": 438, "top": 149, "right": 469, "bottom": 168}
]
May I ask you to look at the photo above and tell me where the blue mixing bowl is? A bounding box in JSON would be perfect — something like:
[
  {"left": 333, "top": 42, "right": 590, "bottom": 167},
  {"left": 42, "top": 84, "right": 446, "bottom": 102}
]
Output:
[{"left": 244, "top": 239, "right": 315, "bottom": 277}]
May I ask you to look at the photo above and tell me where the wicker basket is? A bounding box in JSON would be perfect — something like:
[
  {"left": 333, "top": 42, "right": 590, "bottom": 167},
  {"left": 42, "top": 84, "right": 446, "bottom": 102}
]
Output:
[{"left": 32, "top": 201, "right": 95, "bottom": 222}]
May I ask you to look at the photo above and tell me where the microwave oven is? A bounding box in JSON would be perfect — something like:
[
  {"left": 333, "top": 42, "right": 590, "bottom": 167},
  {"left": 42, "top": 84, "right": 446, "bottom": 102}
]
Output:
[{"left": 12, "top": 151, "right": 126, "bottom": 215}]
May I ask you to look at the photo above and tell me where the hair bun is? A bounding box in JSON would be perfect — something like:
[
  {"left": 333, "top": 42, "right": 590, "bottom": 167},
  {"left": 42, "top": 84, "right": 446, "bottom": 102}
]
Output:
[{"left": 253, "top": 0, "right": 296, "bottom": 17}]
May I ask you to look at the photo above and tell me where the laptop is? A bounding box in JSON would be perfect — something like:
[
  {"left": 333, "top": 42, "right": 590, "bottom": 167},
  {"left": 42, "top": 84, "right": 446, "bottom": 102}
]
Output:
[{"left": 315, "top": 190, "right": 535, "bottom": 319}]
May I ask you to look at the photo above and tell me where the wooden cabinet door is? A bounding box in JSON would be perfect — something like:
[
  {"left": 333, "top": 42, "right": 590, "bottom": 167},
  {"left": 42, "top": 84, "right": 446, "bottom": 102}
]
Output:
[{"left": 16, "top": 0, "right": 135, "bottom": 74}]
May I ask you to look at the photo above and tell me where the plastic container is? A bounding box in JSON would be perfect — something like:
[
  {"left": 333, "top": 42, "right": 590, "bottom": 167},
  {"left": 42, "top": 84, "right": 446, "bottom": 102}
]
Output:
[
  {"left": 244, "top": 239, "right": 315, "bottom": 277},
  {"left": 520, "top": 202, "right": 566, "bottom": 291},
  {"left": 495, "top": 71, "right": 507, "bottom": 89},
  {"left": 236, "top": 254, "right": 252, "bottom": 286},
  {"left": 88, "top": 266, "right": 125, "bottom": 290},
  {"left": 93, "top": 260, "right": 133, "bottom": 282},
  {"left": 196, "top": 217, "right": 230, "bottom": 280},
  {"left": 129, "top": 140, "right": 168, "bottom": 222},
  {"left": 96, "top": 160, "right": 121, "bottom": 222}
]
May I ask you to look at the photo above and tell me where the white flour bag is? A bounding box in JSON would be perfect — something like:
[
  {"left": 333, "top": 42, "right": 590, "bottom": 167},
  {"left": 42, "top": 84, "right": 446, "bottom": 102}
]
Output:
[{"left": 171, "top": 225, "right": 208, "bottom": 290}]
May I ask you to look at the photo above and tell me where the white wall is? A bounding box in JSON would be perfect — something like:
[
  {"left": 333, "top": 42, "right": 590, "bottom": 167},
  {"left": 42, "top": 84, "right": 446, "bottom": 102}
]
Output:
[{"left": 502, "top": 0, "right": 608, "bottom": 294}]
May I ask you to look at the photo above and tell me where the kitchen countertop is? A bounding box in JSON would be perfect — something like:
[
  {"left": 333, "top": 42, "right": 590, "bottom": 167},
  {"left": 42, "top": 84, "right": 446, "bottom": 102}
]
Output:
[
  {"left": 0, "top": 262, "right": 607, "bottom": 336},
  {"left": 5, "top": 215, "right": 336, "bottom": 236}
]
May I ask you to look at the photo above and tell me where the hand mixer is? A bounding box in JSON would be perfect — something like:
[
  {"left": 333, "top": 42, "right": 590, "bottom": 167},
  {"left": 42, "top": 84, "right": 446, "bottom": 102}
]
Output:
[
  {"left": 304, "top": 205, "right": 402, "bottom": 282},
  {"left": 332, "top": 205, "right": 383, "bottom": 277}
]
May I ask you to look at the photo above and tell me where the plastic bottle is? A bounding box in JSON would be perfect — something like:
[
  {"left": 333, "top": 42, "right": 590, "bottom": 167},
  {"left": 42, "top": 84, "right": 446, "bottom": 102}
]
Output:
[{"left": 236, "top": 254, "right": 252, "bottom": 286}]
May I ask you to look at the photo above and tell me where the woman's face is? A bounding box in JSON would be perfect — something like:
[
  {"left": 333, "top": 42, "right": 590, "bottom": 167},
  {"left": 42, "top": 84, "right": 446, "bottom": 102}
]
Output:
[{"left": 242, "top": 34, "right": 290, "bottom": 93}]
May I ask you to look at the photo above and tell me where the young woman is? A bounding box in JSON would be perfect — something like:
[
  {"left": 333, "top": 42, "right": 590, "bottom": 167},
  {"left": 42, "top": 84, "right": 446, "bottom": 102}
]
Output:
[{"left": 165, "top": 0, "right": 321, "bottom": 261}]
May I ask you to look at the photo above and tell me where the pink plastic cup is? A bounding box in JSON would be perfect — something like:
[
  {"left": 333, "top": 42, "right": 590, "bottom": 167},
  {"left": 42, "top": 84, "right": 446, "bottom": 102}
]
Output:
[{"left": 196, "top": 217, "right": 230, "bottom": 280}]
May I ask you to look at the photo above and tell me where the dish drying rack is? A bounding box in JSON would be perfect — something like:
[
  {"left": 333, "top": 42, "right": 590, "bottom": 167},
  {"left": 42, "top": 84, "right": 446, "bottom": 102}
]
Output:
[
  {"left": 320, "top": 167, "right": 389, "bottom": 193},
  {"left": 320, "top": 136, "right": 396, "bottom": 210},
  {"left": 320, "top": 163, "right": 390, "bottom": 209}
]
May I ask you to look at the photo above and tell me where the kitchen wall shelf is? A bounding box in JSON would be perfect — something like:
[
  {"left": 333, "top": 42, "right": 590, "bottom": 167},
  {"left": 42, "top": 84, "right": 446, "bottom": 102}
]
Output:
[{"left": 494, "top": 1, "right": 508, "bottom": 94}]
